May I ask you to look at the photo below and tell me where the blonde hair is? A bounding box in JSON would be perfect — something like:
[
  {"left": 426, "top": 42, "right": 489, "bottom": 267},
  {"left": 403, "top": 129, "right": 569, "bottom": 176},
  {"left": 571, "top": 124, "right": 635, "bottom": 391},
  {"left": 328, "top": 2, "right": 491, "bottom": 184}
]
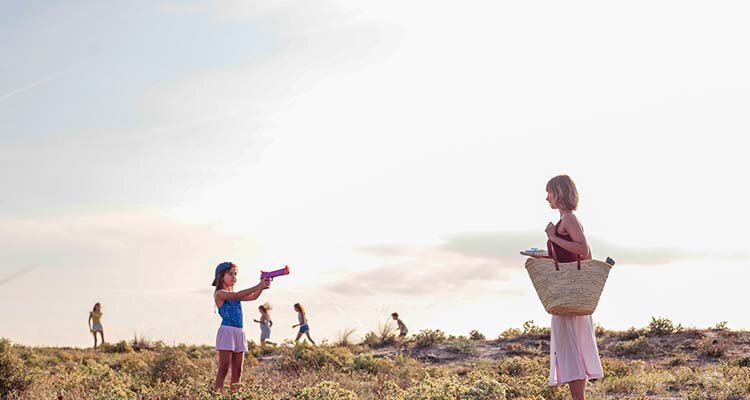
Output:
[
  {"left": 546, "top": 175, "right": 579, "bottom": 211},
  {"left": 294, "top": 303, "right": 306, "bottom": 316},
  {"left": 259, "top": 302, "right": 272, "bottom": 313}
]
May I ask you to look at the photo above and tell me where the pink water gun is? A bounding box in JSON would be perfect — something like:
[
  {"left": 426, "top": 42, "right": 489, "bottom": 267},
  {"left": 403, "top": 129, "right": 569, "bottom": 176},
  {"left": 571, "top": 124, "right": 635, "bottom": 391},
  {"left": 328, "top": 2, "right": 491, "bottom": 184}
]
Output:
[{"left": 260, "top": 265, "right": 290, "bottom": 288}]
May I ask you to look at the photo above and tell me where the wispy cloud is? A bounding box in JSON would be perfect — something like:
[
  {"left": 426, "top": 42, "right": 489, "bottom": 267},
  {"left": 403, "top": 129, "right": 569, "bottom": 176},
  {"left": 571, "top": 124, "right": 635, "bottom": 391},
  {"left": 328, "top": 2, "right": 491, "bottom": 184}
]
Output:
[
  {"left": 338, "top": 230, "right": 750, "bottom": 297},
  {"left": 0, "top": 266, "right": 37, "bottom": 288},
  {"left": 0, "top": 72, "right": 64, "bottom": 103}
]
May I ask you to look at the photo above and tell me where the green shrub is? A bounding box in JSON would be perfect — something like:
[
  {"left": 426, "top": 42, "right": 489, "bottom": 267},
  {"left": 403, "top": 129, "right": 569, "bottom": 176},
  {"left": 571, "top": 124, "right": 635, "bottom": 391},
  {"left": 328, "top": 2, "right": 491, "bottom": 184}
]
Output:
[
  {"left": 151, "top": 348, "right": 198, "bottom": 383},
  {"left": 613, "top": 336, "right": 651, "bottom": 357},
  {"left": 296, "top": 381, "right": 359, "bottom": 400},
  {"left": 698, "top": 337, "right": 726, "bottom": 358},
  {"left": 352, "top": 353, "right": 393, "bottom": 374},
  {"left": 648, "top": 317, "right": 681, "bottom": 336},
  {"left": 102, "top": 340, "right": 134, "bottom": 354},
  {"left": 601, "top": 357, "right": 631, "bottom": 378},
  {"left": 499, "top": 328, "right": 522, "bottom": 339},
  {"left": 446, "top": 340, "right": 477, "bottom": 356},
  {"left": 469, "top": 330, "right": 486, "bottom": 341},
  {"left": 278, "top": 343, "right": 354, "bottom": 372},
  {"left": 619, "top": 327, "right": 647, "bottom": 341},
  {"left": 0, "top": 338, "right": 32, "bottom": 398},
  {"left": 413, "top": 330, "right": 447, "bottom": 348},
  {"left": 522, "top": 320, "right": 550, "bottom": 338}
]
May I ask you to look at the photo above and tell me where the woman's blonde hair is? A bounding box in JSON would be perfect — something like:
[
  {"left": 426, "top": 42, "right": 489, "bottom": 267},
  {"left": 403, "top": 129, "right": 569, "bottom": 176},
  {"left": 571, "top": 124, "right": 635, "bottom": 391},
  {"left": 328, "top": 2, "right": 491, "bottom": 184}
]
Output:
[
  {"left": 294, "top": 303, "right": 306, "bottom": 315},
  {"left": 259, "top": 302, "right": 272, "bottom": 313},
  {"left": 546, "top": 175, "right": 579, "bottom": 211}
]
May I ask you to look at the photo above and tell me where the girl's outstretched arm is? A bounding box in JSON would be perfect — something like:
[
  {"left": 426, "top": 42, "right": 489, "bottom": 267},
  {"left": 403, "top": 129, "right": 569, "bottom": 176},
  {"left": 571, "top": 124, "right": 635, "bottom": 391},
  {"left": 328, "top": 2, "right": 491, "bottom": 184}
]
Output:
[{"left": 216, "top": 280, "right": 269, "bottom": 302}]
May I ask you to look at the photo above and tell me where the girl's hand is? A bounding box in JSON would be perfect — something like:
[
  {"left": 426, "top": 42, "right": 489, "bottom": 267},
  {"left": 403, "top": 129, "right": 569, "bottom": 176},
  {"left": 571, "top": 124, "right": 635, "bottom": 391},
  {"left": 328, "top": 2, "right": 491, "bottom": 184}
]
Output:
[
  {"left": 260, "top": 279, "right": 271, "bottom": 289},
  {"left": 545, "top": 222, "right": 557, "bottom": 239}
]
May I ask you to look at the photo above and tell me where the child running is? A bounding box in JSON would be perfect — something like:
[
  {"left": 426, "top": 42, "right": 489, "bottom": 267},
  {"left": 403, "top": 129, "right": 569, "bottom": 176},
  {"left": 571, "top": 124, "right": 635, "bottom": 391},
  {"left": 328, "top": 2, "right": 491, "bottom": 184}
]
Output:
[
  {"left": 292, "top": 303, "right": 316, "bottom": 345},
  {"left": 391, "top": 312, "right": 408, "bottom": 338},
  {"left": 253, "top": 303, "right": 276, "bottom": 347},
  {"left": 391, "top": 312, "right": 409, "bottom": 351},
  {"left": 212, "top": 261, "right": 270, "bottom": 393}
]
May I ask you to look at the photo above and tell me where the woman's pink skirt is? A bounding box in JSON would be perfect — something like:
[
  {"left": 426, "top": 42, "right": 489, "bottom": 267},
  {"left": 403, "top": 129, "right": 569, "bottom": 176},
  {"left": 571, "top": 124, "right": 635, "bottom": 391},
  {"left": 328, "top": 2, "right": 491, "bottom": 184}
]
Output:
[
  {"left": 216, "top": 325, "right": 248, "bottom": 353},
  {"left": 549, "top": 315, "right": 604, "bottom": 385}
]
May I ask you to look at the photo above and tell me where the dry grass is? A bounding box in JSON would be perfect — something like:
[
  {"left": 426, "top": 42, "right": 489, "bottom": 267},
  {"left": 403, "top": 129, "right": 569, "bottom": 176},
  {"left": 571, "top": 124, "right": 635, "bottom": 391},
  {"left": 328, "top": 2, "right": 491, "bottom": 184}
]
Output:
[{"left": 2, "top": 319, "right": 749, "bottom": 400}]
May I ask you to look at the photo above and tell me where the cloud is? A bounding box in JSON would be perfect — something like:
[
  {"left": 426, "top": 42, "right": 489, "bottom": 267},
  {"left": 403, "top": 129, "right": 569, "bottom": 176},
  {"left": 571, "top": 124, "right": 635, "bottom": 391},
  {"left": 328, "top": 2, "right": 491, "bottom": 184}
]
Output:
[
  {"left": 0, "top": 72, "right": 64, "bottom": 103},
  {"left": 0, "top": 211, "right": 256, "bottom": 291},
  {"left": 329, "top": 245, "right": 519, "bottom": 298},
  {"left": 438, "top": 231, "right": 749, "bottom": 266},
  {"left": 336, "top": 230, "right": 750, "bottom": 298},
  {"left": 0, "top": 266, "right": 38, "bottom": 288}
]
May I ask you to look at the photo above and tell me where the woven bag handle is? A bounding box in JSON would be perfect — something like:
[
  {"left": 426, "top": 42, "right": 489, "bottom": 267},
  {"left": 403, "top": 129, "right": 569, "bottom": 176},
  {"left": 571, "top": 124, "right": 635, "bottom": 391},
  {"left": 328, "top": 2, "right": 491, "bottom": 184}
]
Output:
[{"left": 547, "top": 240, "right": 581, "bottom": 271}]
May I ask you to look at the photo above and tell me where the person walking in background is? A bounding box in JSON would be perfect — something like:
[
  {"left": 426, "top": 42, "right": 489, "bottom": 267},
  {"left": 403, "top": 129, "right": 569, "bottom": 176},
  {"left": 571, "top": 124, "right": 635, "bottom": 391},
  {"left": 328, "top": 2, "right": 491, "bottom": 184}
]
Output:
[
  {"left": 292, "top": 303, "right": 316, "bottom": 345},
  {"left": 253, "top": 302, "right": 276, "bottom": 347}
]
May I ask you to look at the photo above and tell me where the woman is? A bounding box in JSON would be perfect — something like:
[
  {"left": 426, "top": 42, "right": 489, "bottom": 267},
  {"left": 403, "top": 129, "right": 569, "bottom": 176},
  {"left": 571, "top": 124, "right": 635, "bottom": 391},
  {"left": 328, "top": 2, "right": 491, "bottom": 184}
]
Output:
[{"left": 541, "top": 175, "right": 603, "bottom": 400}]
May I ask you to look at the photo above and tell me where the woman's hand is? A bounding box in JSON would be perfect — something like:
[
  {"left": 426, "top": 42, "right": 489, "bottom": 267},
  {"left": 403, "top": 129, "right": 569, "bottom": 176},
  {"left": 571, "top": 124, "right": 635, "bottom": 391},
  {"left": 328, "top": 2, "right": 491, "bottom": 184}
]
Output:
[{"left": 545, "top": 222, "right": 557, "bottom": 239}]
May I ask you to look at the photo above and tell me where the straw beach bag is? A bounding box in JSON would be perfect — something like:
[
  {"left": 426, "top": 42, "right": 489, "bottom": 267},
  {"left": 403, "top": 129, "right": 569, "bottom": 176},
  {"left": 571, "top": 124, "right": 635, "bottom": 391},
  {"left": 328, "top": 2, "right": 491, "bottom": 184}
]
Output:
[{"left": 525, "top": 245, "right": 614, "bottom": 316}]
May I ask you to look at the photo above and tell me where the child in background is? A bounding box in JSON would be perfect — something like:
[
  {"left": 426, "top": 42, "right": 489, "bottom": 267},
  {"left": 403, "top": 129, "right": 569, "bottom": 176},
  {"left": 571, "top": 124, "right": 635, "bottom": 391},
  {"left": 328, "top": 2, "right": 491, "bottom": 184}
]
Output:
[
  {"left": 212, "top": 262, "right": 270, "bottom": 393},
  {"left": 292, "top": 303, "right": 316, "bottom": 345},
  {"left": 391, "top": 312, "right": 408, "bottom": 338},
  {"left": 391, "top": 312, "right": 409, "bottom": 351},
  {"left": 88, "top": 303, "right": 105, "bottom": 350},
  {"left": 253, "top": 303, "right": 276, "bottom": 347}
]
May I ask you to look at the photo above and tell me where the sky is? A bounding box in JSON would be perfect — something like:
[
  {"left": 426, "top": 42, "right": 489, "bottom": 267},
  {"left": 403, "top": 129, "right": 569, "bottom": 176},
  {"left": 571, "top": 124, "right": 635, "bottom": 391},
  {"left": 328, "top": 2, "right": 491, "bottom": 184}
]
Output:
[{"left": 1, "top": 0, "right": 749, "bottom": 347}]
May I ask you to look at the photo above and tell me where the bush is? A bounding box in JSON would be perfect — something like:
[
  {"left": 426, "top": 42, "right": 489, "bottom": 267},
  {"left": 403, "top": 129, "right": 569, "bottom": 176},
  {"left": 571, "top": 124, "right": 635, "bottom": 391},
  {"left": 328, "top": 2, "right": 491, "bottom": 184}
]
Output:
[
  {"left": 352, "top": 353, "right": 392, "bottom": 374},
  {"left": 469, "top": 330, "right": 486, "bottom": 341},
  {"left": 336, "top": 328, "right": 357, "bottom": 347},
  {"left": 613, "top": 336, "right": 651, "bottom": 357},
  {"left": 296, "top": 381, "right": 358, "bottom": 400},
  {"left": 398, "top": 373, "right": 506, "bottom": 400},
  {"left": 522, "top": 320, "right": 550, "bottom": 338},
  {"left": 102, "top": 340, "right": 134, "bottom": 354},
  {"left": 698, "top": 337, "right": 726, "bottom": 358},
  {"left": 619, "top": 327, "right": 647, "bottom": 341},
  {"left": 497, "top": 356, "right": 545, "bottom": 377},
  {"left": 362, "top": 322, "right": 398, "bottom": 348},
  {"left": 0, "top": 339, "right": 32, "bottom": 398},
  {"left": 446, "top": 340, "right": 477, "bottom": 356},
  {"left": 602, "top": 357, "right": 632, "bottom": 378},
  {"left": 278, "top": 343, "right": 354, "bottom": 372},
  {"left": 713, "top": 321, "right": 729, "bottom": 331},
  {"left": 499, "top": 328, "right": 522, "bottom": 339},
  {"left": 413, "top": 330, "right": 447, "bottom": 348},
  {"left": 648, "top": 317, "right": 681, "bottom": 336},
  {"left": 151, "top": 348, "right": 198, "bottom": 383}
]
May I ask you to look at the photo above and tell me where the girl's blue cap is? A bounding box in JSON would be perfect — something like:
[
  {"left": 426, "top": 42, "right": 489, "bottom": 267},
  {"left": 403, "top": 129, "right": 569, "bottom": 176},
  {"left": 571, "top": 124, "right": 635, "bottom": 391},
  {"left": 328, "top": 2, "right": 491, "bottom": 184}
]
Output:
[{"left": 211, "top": 262, "right": 235, "bottom": 286}]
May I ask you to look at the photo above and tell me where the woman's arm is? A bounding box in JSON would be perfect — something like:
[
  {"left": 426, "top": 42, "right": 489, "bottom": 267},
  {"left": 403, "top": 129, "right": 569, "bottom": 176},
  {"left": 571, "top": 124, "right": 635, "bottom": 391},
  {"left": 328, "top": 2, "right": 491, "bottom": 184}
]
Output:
[
  {"left": 547, "top": 215, "right": 590, "bottom": 257},
  {"left": 88, "top": 314, "right": 92, "bottom": 330}
]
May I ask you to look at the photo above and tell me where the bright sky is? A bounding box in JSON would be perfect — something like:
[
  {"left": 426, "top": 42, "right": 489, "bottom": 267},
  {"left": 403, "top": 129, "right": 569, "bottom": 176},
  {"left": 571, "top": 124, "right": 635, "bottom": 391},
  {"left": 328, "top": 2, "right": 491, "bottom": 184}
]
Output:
[{"left": 1, "top": 0, "right": 749, "bottom": 347}]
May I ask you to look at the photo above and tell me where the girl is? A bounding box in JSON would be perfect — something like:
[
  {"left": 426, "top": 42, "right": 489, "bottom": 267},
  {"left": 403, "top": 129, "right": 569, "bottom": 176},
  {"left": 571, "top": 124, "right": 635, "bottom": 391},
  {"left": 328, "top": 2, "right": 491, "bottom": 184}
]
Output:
[
  {"left": 292, "top": 303, "right": 316, "bottom": 345},
  {"left": 253, "top": 303, "right": 276, "bottom": 347},
  {"left": 541, "top": 175, "right": 604, "bottom": 400},
  {"left": 212, "top": 261, "right": 270, "bottom": 393},
  {"left": 88, "top": 303, "right": 105, "bottom": 350}
]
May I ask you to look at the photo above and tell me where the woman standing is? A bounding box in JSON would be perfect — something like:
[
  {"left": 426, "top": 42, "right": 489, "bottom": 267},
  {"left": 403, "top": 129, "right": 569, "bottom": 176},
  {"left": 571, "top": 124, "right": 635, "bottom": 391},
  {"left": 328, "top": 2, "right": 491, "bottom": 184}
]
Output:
[
  {"left": 542, "top": 175, "right": 603, "bottom": 400},
  {"left": 88, "top": 303, "right": 105, "bottom": 350}
]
